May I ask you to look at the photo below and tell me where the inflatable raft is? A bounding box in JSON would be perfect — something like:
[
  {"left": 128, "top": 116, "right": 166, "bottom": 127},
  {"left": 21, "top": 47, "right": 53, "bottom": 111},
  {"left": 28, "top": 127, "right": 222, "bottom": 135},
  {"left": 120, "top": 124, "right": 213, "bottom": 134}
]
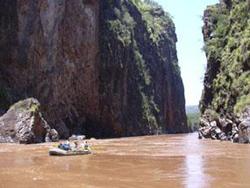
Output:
[{"left": 49, "top": 148, "right": 91, "bottom": 156}]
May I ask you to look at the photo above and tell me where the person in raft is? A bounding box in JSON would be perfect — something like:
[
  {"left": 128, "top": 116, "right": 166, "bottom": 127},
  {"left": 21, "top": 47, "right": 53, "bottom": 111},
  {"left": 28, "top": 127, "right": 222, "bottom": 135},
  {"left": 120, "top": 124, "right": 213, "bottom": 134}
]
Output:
[
  {"left": 58, "top": 140, "right": 71, "bottom": 151},
  {"left": 83, "top": 141, "right": 90, "bottom": 151},
  {"left": 73, "top": 141, "right": 80, "bottom": 150}
]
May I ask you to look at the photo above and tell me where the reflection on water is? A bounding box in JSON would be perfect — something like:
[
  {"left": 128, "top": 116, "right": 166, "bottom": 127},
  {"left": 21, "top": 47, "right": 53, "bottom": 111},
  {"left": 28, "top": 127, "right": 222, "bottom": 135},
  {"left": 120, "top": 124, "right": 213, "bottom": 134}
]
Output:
[
  {"left": 1, "top": 133, "right": 250, "bottom": 188},
  {"left": 185, "top": 136, "right": 206, "bottom": 188},
  {"left": 185, "top": 155, "right": 205, "bottom": 188}
]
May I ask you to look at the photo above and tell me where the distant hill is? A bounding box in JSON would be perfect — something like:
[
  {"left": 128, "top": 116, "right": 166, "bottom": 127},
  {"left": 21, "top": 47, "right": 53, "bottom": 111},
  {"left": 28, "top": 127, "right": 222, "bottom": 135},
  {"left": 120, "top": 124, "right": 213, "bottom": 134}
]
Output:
[
  {"left": 186, "top": 105, "right": 200, "bottom": 132},
  {"left": 186, "top": 105, "right": 199, "bottom": 114}
]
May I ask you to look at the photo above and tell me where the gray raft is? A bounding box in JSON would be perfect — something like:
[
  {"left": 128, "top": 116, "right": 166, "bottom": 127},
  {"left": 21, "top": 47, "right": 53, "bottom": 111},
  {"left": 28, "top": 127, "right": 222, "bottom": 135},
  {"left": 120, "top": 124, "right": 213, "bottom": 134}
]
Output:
[{"left": 49, "top": 148, "right": 91, "bottom": 156}]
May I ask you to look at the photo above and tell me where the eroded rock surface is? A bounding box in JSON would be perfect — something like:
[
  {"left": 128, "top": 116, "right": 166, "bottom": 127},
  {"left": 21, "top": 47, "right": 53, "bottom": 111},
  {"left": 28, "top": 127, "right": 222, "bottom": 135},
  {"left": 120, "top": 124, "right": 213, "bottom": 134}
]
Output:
[
  {"left": 0, "top": 98, "right": 58, "bottom": 144},
  {"left": 0, "top": 0, "right": 188, "bottom": 139}
]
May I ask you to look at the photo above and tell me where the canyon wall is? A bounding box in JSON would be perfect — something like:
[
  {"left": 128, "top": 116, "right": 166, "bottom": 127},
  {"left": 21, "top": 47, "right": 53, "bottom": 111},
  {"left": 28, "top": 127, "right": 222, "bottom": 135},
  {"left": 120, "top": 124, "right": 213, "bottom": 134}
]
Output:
[
  {"left": 200, "top": 0, "right": 249, "bottom": 115},
  {"left": 0, "top": 0, "right": 188, "bottom": 139},
  {"left": 199, "top": 0, "right": 250, "bottom": 142}
]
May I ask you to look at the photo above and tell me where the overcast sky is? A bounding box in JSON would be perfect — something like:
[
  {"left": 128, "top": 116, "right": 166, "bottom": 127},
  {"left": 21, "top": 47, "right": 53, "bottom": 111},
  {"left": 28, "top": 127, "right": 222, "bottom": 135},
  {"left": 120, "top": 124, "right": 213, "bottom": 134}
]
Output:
[{"left": 155, "top": 0, "right": 219, "bottom": 106}]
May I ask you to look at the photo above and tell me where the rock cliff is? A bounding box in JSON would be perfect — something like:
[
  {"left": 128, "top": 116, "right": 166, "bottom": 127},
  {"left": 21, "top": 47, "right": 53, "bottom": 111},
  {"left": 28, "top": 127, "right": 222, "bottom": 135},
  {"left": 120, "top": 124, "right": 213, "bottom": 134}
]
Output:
[
  {"left": 0, "top": 0, "right": 188, "bottom": 139},
  {"left": 199, "top": 0, "right": 250, "bottom": 142},
  {"left": 200, "top": 0, "right": 250, "bottom": 114}
]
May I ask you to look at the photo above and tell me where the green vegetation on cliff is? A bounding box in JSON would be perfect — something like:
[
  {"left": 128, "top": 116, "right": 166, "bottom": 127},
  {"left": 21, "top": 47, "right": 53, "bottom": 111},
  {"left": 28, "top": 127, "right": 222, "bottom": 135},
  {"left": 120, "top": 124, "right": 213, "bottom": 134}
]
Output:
[
  {"left": 131, "top": 0, "right": 174, "bottom": 43},
  {"left": 108, "top": 0, "right": 174, "bottom": 44},
  {"left": 102, "top": 0, "right": 167, "bottom": 132},
  {"left": 200, "top": 0, "right": 250, "bottom": 115},
  {"left": 100, "top": 0, "right": 188, "bottom": 134},
  {"left": 0, "top": 0, "right": 188, "bottom": 138}
]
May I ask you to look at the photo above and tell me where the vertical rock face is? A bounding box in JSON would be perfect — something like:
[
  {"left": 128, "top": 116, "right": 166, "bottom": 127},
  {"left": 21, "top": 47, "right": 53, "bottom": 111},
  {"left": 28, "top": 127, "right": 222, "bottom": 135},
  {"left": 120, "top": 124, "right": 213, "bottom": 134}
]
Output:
[
  {"left": 0, "top": 0, "right": 188, "bottom": 138},
  {"left": 0, "top": 0, "right": 100, "bottom": 138},
  {"left": 99, "top": 0, "right": 188, "bottom": 136},
  {"left": 199, "top": 0, "right": 250, "bottom": 142},
  {"left": 200, "top": 0, "right": 250, "bottom": 115}
]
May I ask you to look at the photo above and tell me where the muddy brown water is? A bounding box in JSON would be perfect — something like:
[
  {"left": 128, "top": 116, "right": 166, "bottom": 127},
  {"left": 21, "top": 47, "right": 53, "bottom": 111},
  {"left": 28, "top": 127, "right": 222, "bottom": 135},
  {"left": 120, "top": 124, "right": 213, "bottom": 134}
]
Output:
[{"left": 1, "top": 133, "right": 250, "bottom": 188}]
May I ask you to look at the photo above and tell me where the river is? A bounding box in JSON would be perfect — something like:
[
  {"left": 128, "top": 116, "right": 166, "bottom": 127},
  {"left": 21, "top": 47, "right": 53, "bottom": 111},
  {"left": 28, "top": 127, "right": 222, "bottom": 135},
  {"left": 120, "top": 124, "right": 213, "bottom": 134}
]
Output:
[{"left": 1, "top": 133, "right": 250, "bottom": 188}]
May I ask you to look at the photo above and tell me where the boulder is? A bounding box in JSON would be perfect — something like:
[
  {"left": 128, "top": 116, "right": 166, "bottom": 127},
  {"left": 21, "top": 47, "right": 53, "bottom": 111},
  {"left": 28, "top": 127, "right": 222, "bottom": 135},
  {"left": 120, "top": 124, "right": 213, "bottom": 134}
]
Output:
[
  {"left": 238, "top": 120, "right": 250, "bottom": 144},
  {"left": 210, "top": 121, "right": 217, "bottom": 128},
  {"left": 45, "top": 129, "right": 59, "bottom": 142},
  {"left": 232, "top": 124, "right": 238, "bottom": 137},
  {"left": 219, "top": 117, "right": 233, "bottom": 135},
  {"left": 0, "top": 98, "right": 58, "bottom": 144},
  {"left": 211, "top": 131, "right": 217, "bottom": 140},
  {"left": 200, "top": 117, "right": 210, "bottom": 127},
  {"left": 238, "top": 106, "right": 250, "bottom": 144},
  {"left": 218, "top": 132, "right": 227, "bottom": 141},
  {"left": 233, "top": 134, "right": 239, "bottom": 143},
  {"left": 199, "top": 126, "right": 211, "bottom": 138}
]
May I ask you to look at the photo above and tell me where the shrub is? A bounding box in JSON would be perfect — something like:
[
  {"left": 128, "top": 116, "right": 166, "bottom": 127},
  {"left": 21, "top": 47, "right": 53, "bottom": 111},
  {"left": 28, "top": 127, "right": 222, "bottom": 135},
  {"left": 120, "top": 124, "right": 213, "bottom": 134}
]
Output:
[{"left": 234, "top": 95, "right": 250, "bottom": 114}]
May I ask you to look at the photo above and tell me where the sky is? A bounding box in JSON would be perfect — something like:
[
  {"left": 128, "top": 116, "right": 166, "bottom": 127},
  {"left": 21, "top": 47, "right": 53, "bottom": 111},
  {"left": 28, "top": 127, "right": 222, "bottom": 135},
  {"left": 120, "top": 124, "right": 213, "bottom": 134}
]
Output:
[{"left": 155, "top": 0, "right": 219, "bottom": 106}]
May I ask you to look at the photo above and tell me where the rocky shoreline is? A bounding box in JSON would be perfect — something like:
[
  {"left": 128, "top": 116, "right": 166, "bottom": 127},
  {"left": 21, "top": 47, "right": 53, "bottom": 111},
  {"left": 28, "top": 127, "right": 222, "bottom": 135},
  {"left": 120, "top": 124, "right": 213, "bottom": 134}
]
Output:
[{"left": 198, "top": 107, "right": 250, "bottom": 144}]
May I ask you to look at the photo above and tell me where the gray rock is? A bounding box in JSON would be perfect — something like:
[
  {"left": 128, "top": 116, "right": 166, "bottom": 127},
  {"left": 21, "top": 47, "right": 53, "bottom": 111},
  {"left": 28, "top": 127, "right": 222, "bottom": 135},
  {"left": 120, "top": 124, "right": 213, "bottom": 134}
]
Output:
[
  {"left": 45, "top": 133, "right": 51, "bottom": 143},
  {"left": 200, "top": 117, "right": 210, "bottom": 127},
  {"left": 215, "top": 127, "right": 222, "bottom": 135},
  {"left": 45, "top": 129, "right": 59, "bottom": 142},
  {"left": 0, "top": 136, "right": 14, "bottom": 143},
  {"left": 219, "top": 117, "right": 233, "bottom": 135},
  {"left": 233, "top": 134, "right": 239, "bottom": 143},
  {"left": 231, "top": 123, "right": 238, "bottom": 139},
  {"left": 238, "top": 120, "right": 250, "bottom": 144},
  {"left": 210, "top": 121, "right": 217, "bottom": 128},
  {"left": 219, "top": 132, "right": 227, "bottom": 141},
  {"left": 238, "top": 106, "right": 250, "bottom": 144},
  {"left": 199, "top": 126, "right": 212, "bottom": 138},
  {"left": 211, "top": 131, "right": 217, "bottom": 139},
  {"left": 0, "top": 98, "right": 57, "bottom": 144},
  {"left": 50, "top": 129, "right": 59, "bottom": 141}
]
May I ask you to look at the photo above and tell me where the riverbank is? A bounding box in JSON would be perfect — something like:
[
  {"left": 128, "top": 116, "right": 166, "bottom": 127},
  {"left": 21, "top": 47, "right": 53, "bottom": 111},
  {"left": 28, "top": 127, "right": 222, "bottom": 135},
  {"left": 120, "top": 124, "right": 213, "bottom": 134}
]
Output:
[{"left": 1, "top": 133, "right": 250, "bottom": 188}]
